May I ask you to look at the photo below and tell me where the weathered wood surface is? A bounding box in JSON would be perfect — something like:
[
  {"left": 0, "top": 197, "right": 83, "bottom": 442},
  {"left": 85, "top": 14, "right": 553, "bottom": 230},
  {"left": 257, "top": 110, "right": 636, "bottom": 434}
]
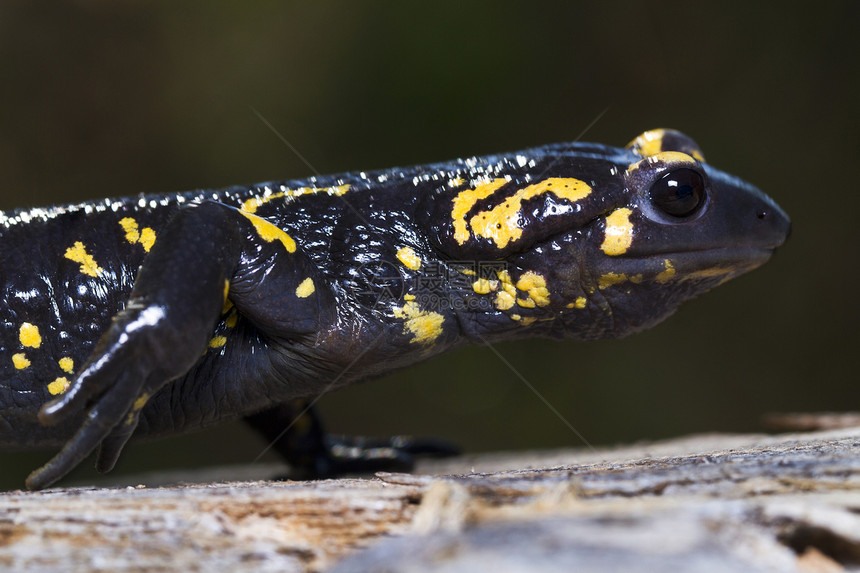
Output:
[{"left": 2, "top": 427, "right": 860, "bottom": 572}]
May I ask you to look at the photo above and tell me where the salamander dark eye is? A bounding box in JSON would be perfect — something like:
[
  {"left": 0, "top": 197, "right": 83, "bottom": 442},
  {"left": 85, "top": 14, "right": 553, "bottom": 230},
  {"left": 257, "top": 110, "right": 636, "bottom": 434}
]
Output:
[{"left": 649, "top": 168, "right": 706, "bottom": 218}]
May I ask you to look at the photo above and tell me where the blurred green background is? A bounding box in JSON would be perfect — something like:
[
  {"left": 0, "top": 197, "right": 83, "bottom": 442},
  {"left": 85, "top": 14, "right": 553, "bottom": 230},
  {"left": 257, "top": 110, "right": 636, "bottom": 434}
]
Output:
[{"left": 1, "top": 1, "right": 857, "bottom": 491}]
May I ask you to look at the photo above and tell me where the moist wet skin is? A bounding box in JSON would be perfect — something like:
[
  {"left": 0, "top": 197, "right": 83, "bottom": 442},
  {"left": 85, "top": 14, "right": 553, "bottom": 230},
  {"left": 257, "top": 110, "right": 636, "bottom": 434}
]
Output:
[{"left": 0, "top": 129, "right": 789, "bottom": 489}]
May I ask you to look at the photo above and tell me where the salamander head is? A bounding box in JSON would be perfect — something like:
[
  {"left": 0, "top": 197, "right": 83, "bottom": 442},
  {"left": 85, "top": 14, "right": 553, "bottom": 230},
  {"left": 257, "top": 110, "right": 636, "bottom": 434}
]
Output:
[
  {"left": 432, "top": 129, "right": 790, "bottom": 341},
  {"left": 574, "top": 129, "right": 791, "bottom": 337}
]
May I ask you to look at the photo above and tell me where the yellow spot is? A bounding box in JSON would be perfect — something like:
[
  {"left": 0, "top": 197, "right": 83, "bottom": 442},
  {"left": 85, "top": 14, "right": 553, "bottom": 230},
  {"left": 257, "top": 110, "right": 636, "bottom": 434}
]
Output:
[
  {"left": 12, "top": 353, "right": 30, "bottom": 370},
  {"left": 392, "top": 301, "right": 444, "bottom": 345},
  {"left": 515, "top": 272, "right": 544, "bottom": 292},
  {"left": 459, "top": 268, "right": 476, "bottom": 276},
  {"left": 626, "top": 129, "right": 666, "bottom": 157},
  {"left": 396, "top": 247, "right": 422, "bottom": 271},
  {"left": 516, "top": 297, "right": 536, "bottom": 308},
  {"left": 650, "top": 151, "right": 697, "bottom": 165},
  {"left": 601, "top": 208, "right": 634, "bottom": 256},
  {"left": 225, "top": 309, "right": 239, "bottom": 328},
  {"left": 472, "top": 278, "right": 497, "bottom": 295},
  {"left": 19, "top": 323, "right": 41, "bottom": 348},
  {"left": 241, "top": 185, "right": 351, "bottom": 214},
  {"left": 47, "top": 377, "right": 70, "bottom": 396},
  {"left": 119, "top": 217, "right": 140, "bottom": 244},
  {"left": 64, "top": 242, "right": 103, "bottom": 277},
  {"left": 493, "top": 270, "right": 520, "bottom": 310},
  {"left": 656, "top": 260, "right": 676, "bottom": 283},
  {"left": 452, "top": 178, "right": 508, "bottom": 245},
  {"left": 119, "top": 218, "right": 156, "bottom": 252},
  {"left": 296, "top": 277, "right": 315, "bottom": 298},
  {"left": 626, "top": 151, "right": 698, "bottom": 176},
  {"left": 139, "top": 228, "right": 156, "bottom": 252},
  {"left": 468, "top": 178, "right": 592, "bottom": 249},
  {"left": 240, "top": 211, "right": 297, "bottom": 252},
  {"left": 449, "top": 177, "right": 466, "bottom": 187},
  {"left": 566, "top": 297, "right": 587, "bottom": 309},
  {"left": 58, "top": 357, "right": 74, "bottom": 374},
  {"left": 526, "top": 293, "right": 548, "bottom": 307},
  {"left": 209, "top": 335, "right": 227, "bottom": 348},
  {"left": 133, "top": 393, "right": 150, "bottom": 411},
  {"left": 497, "top": 270, "right": 516, "bottom": 293},
  {"left": 627, "top": 129, "right": 706, "bottom": 162},
  {"left": 403, "top": 293, "right": 416, "bottom": 301},
  {"left": 510, "top": 314, "right": 538, "bottom": 325},
  {"left": 598, "top": 273, "right": 628, "bottom": 289},
  {"left": 494, "top": 291, "right": 515, "bottom": 310},
  {"left": 515, "top": 271, "right": 550, "bottom": 307}
]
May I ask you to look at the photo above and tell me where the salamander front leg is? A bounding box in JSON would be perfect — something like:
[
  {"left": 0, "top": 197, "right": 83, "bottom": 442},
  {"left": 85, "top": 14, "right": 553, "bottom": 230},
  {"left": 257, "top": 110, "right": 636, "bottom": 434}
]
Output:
[
  {"left": 26, "top": 201, "right": 248, "bottom": 490},
  {"left": 26, "top": 200, "right": 332, "bottom": 490}
]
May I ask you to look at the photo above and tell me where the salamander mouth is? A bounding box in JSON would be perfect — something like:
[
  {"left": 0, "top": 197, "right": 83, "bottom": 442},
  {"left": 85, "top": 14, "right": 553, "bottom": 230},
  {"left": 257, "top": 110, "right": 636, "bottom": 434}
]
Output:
[
  {"left": 594, "top": 246, "right": 776, "bottom": 284},
  {"left": 651, "top": 245, "right": 775, "bottom": 264}
]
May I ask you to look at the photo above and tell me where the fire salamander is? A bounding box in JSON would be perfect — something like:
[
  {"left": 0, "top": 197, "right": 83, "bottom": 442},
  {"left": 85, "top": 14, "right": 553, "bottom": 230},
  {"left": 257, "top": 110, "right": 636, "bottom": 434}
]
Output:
[{"left": 0, "top": 129, "right": 790, "bottom": 490}]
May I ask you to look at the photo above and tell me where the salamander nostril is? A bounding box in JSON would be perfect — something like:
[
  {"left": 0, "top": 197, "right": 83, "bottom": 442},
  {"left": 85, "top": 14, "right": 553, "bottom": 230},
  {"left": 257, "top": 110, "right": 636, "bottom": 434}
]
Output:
[{"left": 756, "top": 210, "right": 768, "bottom": 220}]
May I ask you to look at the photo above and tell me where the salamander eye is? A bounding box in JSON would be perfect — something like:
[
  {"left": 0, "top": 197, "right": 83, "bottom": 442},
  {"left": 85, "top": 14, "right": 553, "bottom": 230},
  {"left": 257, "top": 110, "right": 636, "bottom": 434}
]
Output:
[{"left": 649, "top": 168, "right": 706, "bottom": 218}]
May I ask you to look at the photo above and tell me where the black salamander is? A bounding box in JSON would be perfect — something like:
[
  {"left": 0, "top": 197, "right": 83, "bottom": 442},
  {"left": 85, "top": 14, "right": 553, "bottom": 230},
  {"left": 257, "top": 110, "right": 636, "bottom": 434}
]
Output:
[{"left": 0, "top": 129, "right": 790, "bottom": 490}]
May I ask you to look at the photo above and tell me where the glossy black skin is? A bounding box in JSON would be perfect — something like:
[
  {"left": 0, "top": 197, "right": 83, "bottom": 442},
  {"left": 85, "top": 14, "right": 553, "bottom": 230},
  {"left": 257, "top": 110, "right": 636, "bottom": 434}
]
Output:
[{"left": 0, "top": 130, "right": 790, "bottom": 489}]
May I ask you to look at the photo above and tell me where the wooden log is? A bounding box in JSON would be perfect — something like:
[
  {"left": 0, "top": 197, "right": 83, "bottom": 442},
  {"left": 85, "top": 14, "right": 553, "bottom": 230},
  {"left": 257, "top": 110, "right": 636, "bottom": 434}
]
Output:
[{"left": 2, "top": 428, "right": 859, "bottom": 572}]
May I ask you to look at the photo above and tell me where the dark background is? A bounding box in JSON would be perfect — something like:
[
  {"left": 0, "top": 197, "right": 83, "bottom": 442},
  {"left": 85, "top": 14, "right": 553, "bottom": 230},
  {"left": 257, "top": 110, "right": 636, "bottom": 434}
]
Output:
[{"left": 1, "top": 2, "right": 857, "bottom": 490}]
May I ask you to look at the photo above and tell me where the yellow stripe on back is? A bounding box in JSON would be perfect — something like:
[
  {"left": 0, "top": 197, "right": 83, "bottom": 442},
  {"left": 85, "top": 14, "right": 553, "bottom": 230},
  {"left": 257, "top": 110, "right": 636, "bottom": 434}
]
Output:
[{"left": 239, "top": 211, "right": 297, "bottom": 253}]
